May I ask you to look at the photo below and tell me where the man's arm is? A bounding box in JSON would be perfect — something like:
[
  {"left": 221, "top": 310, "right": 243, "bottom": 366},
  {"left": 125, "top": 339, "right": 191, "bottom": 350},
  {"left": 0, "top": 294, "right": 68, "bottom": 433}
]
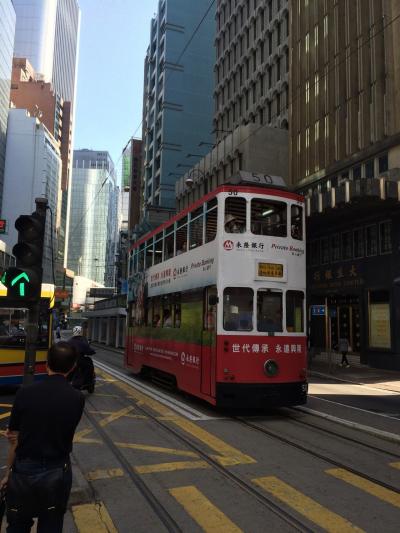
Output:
[{"left": 0, "top": 430, "right": 18, "bottom": 490}]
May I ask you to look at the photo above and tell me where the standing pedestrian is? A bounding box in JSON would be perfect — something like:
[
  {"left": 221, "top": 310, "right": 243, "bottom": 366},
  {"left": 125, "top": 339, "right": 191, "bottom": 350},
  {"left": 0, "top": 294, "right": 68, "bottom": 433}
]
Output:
[
  {"left": 0, "top": 342, "right": 84, "bottom": 532},
  {"left": 338, "top": 337, "right": 351, "bottom": 368}
]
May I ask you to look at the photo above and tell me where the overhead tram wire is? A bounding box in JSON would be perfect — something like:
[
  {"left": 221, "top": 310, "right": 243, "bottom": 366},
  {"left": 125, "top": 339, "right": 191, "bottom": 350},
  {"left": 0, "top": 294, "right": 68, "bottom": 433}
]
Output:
[
  {"left": 215, "top": 11, "right": 400, "bottom": 170},
  {"left": 67, "top": 0, "right": 217, "bottom": 240}
]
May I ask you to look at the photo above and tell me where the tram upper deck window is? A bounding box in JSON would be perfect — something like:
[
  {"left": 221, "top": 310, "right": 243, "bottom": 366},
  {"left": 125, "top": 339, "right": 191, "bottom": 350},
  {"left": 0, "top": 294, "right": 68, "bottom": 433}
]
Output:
[
  {"left": 251, "top": 199, "right": 287, "bottom": 237},
  {"left": 257, "top": 290, "right": 283, "bottom": 332},
  {"left": 189, "top": 207, "right": 204, "bottom": 250},
  {"left": 138, "top": 244, "right": 145, "bottom": 271},
  {"left": 205, "top": 197, "right": 218, "bottom": 243},
  {"left": 291, "top": 205, "right": 303, "bottom": 240},
  {"left": 225, "top": 197, "right": 246, "bottom": 233},
  {"left": 286, "top": 291, "right": 304, "bottom": 332},
  {"left": 154, "top": 232, "right": 163, "bottom": 265},
  {"left": 176, "top": 216, "right": 188, "bottom": 255},
  {"left": 164, "top": 225, "right": 175, "bottom": 260},
  {"left": 223, "top": 287, "right": 253, "bottom": 331}
]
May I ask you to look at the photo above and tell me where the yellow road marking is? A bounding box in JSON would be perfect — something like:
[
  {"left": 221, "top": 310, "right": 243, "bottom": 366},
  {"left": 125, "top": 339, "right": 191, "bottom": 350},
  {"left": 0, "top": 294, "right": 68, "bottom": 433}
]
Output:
[
  {"left": 170, "top": 485, "right": 242, "bottom": 532},
  {"left": 71, "top": 502, "right": 117, "bottom": 532},
  {"left": 389, "top": 462, "right": 400, "bottom": 470},
  {"left": 73, "top": 428, "right": 102, "bottom": 444},
  {"left": 0, "top": 412, "right": 10, "bottom": 420},
  {"left": 98, "top": 406, "right": 135, "bottom": 427},
  {"left": 327, "top": 468, "right": 400, "bottom": 509},
  {"left": 254, "top": 476, "right": 364, "bottom": 533},
  {"left": 86, "top": 468, "right": 124, "bottom": 481},
  {"left": 88, "top": 410, "right": 147, "bottom": 419},
  {"left": 135, "top": 460, "right": 209, "bottom": 474},
  {"left": 98, "top": 369, "right": 255, "bottom": 467},
  {"left": 115, "top": 441, "right": 198, "bottom": 457}
]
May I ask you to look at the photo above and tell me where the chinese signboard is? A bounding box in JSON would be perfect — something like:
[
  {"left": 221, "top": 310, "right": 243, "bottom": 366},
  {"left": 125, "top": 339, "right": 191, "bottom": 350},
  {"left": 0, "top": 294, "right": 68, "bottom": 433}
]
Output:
[{"left": 369, "top": 303, "right": 391, "bottom": 348}]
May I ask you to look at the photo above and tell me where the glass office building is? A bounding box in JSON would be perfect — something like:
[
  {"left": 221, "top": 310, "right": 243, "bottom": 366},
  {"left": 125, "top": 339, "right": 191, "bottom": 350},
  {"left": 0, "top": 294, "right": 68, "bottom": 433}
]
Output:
[
  {"left": 0, "top": 0, "right": 16, "bottom": 216},
  {"left": 68, "top": 150, "right": 119, "bottom": 286}
]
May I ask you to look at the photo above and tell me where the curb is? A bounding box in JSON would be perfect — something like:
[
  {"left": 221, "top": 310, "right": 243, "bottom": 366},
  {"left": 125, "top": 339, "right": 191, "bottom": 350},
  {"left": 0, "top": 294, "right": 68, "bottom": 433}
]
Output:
[
  {"left": 68, "top": 454, "right": 93, "bottom": 506},
  {"left": 309, "top": 370, "right": 400, "bottom": 394}
]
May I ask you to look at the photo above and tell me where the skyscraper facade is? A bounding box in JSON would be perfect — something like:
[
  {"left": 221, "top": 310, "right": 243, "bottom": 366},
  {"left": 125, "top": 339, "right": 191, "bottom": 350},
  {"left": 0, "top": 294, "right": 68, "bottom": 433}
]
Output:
[
  {"left": 68, "top": 150, "right": 118, "bottom": 287},
  {"left": 214, "top": 0, "right": 289, "bottom": 139},
  {"left": 141, "top": 0, "right": 215, "bottom": 222},
  {"left": 290, "top": 0, "right": 400, "bottom": 370},
  {"left": 0, "top": 0, "right": 16, "bottom": 216}
]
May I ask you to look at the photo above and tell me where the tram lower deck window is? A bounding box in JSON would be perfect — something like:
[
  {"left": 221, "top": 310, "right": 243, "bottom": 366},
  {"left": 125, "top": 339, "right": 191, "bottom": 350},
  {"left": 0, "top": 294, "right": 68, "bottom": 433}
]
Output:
[
  {"left": 223, "top": 288, "right": 253, "bottom": 331},
  {"left": 257, "top": 290, "right": 282, "bottom": 332},
  {"left": 286, "top": 291, "right": 304, "bottom": 332}
]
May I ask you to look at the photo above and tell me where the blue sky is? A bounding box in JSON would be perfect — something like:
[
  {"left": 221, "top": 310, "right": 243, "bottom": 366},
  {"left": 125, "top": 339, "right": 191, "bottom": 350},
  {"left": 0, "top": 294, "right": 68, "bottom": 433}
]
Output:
[{"left": 74, "top": 0, "right": 159, "bottom": 180}]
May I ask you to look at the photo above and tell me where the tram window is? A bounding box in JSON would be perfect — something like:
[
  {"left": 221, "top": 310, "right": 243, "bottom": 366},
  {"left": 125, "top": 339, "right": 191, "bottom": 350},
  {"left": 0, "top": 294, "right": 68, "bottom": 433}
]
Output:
[
  {"left": 286, "top": 291, "right": 304, "bottom": 333},
  {"left": 205, "top": 199, "right": 218, "bottom": 243},
  {"left": 257, "top": 290, "right": 282, "bottom": 332},
  {"left": 204, "top": 286, "right": 217, "bottom": 331},
  {"left": 145, "top": 239, "right": 154, "bottom": 268},
  {"left": 251, "top": 199, "right": 287, "bottom": 237},
  {"left": 225, "top": 197, "right": 246, "bottom": 233},
  {"left": 164, "top": 226, "right": 175, "bottom": 260},
  {"left": 223, "top": 287, "right": 253, "bottom": 331},
  {"left": 173, "top": 293, "right": 181, "bottom": 328},
  {"left": 154, "top": 232, "right": 163, "bottom": 265},
  {"left": 161, "top": 295, "right": 173, "bottom": 327},
  {"left": 291, "top": 205, "right": 303, "bottom": 240},
  {"left": 189, "top": 207, "right": 204, "bottom": 250},
  {"left": 152, "top": 298, "right": 162, "bottom": 327},
  {"left": 176, "top": 216, "right": 188, "bottom": 255}
]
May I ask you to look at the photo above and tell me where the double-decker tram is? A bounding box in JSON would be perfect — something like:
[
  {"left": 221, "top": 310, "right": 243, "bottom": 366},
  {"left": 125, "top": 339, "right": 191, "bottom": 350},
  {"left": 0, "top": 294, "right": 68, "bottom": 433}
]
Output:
[
  {"left": 0, "top": 283, "right": 55, "bottom": 386},
  {"left": 126, "top": 175, "right": 307, "bottom": 407}
]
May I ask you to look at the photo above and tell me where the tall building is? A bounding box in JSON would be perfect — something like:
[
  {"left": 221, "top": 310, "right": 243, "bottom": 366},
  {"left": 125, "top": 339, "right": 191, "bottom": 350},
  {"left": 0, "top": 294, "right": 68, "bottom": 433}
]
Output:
[
  {"left": 122, "top": 138, "right": 143, "bottom": 235},
  {"left": 12, "top": 0, "right": 80, "bottom": 280},
  {"left": 68, "top": 150, "right": 118, "bottom": 287},
  {"left": 214, "top": 0, "right": 289, "bottom": 139},
  {"left": 2, "top": 109, "right": 62, "bottom": 283},
  {"left": 290, "top": 0, "right": 400, "bottom": 370},
  {"left": 0, "top": 0, "right": 16, "bottom": 216},
  {"left": 141, "top": 0, "right": 215, "bottom": 223}
]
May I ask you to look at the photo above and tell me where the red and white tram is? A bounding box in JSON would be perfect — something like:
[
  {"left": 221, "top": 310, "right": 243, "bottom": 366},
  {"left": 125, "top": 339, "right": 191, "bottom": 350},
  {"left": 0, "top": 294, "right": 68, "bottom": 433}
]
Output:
[{"left": 126, "top": 175, "right": 307, "bottom": 407}]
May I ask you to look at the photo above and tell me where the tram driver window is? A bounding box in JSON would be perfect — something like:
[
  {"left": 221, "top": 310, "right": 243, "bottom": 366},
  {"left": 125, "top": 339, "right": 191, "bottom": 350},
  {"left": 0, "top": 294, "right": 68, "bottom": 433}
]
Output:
[
  {"left": 251, "top": 199, "right": 287, "bottom": 237},
  {"left": 286, "top": 291, "right": 304, "bottom": 332},
  {"left": 223, "top": 287, "right": 253, "bottom": 331},
  {"left": 176, "top": 216, "right": 188, "bottom": 255},
  {"left": 225, "top": 197, "right": 246, "bottom": 233},
  {"left": 257, "top": 290, "right": 283, "bottom": 332},
  {"left": 291, "top": 205, "right": 303, "bottom": 240}
]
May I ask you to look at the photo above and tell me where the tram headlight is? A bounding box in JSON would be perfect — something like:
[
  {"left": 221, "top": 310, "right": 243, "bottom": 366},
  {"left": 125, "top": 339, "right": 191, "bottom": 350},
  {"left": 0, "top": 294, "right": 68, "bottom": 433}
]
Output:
[{"left": 264, "top": 359, "right": 279, "bottom": 377}]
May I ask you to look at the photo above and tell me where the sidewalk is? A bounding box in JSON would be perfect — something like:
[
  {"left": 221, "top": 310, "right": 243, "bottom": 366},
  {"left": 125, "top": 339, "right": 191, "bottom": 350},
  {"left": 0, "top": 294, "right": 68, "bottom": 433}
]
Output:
[{"left": 309, "top": 351, "right": 400, "bottom": 393}]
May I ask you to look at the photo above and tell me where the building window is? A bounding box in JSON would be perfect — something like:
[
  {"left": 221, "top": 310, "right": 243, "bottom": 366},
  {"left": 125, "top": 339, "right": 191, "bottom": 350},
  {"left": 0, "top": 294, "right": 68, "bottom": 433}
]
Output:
[
  {"left": 331, "top": 234, "right": 340, "bottom": 262},
  {"left": 353, "top": 228, "right": 364, "bottom": 258},
  {"left": 379, "top": 221, "right": 392, "bottom": 254},
  {"left": 369, "top": 290, "right": 391, "bottom": 349},
  {"left": 365, "top": 159, "right": 374, "bottom": 178},
  {"left": 342, "top": 231, "right": 353, "bottom": 260},
  {"left": 321, "top": 237, "right": 329, "bottom": 264},
  {"left": 379, "top": 154, "right": 388, "bottom": 174},
  {"left": 310, "top": 240, "right": 320, "bottom": 266},
  {"left": 353, "top": 165, "right": 361, "bottom": 179},
  {"left": 365, "top": 225, "right": 378, "bottom": 256}
]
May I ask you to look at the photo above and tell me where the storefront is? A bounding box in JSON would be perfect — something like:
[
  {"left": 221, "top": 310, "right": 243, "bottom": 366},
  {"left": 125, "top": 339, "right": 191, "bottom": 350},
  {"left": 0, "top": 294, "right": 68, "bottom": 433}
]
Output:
[
  {"left": 84, "top": 294, "right": 127, "bottom": 349},
  {"left": 305, "top": 178, "right": 400, "bottom": 370}
]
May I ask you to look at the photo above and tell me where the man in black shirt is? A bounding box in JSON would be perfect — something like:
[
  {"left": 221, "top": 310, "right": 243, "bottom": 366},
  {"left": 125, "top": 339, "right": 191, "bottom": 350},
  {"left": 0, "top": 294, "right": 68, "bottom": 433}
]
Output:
[{"left": 0, "top": 342, "right": 84, "bottom": 533}]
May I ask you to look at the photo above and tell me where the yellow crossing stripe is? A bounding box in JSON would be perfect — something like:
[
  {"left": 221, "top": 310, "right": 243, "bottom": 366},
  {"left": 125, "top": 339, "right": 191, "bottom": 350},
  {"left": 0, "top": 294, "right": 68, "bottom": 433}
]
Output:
[
  {"left": 253, "top": 476, "right": 364, "bottom": 533},
  {"left": 86, "top": 468, "right": 124, "bottom": 481},
  {"left": 327, "top": 468, "right": 400, "bottom": 509},
  {"left": 0, "top": 411, "right": 10, "bottom": 420},
  {"left": 170, "top": 485, "right": 243, "bottom": 532},
  {"left": 99, "top": 406, "right": 135, "bottom": 427},
  {"left": 71, "top": 502, "right": 117, "bottom": 532},
  {"left": 389, "top": 462, "right": 400, "bottom": 470},
  {"left": 97, "top": 369, "right": 255, "bottom": 467},
  {"left": 135, "top": 460, "right": 209, "bottom": 474},
  {"left": 115, "top": 441, "right": 198, "bottom": 457}
]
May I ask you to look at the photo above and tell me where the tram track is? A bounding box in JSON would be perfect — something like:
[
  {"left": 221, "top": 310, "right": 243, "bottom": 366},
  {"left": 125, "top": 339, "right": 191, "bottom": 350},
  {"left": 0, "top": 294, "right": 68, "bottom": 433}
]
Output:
[
  {"left": 235, "top": 417, "right": 400, "bottom": 495},
  {"left": 84, "top": 374, "right": 313, "bottom": 532}
]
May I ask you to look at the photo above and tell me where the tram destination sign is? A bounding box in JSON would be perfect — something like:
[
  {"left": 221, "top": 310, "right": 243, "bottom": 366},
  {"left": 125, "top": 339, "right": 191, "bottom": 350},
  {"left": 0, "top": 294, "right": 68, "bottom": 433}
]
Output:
[{"left": 257, "top": 262, "right": 284, "bottom": 278}]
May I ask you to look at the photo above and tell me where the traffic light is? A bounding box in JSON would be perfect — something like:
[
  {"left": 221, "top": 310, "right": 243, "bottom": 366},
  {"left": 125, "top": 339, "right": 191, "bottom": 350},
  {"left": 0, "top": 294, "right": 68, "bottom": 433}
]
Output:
[{"left": 1, "top": 203, "right": 46, "bottom": 302}]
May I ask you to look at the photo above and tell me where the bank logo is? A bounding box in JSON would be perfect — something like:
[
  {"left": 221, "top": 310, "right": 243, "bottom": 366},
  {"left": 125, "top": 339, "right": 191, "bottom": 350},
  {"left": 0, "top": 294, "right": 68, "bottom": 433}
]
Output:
[{"left": 223, "top": 240, "right": 234, "bottom": 251}]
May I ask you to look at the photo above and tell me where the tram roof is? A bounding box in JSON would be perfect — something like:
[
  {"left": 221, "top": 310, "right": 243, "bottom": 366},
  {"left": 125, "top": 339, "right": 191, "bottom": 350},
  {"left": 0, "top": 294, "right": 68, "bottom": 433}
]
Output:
[{"left": 130, "top": 184, "right": 304, "bottom": 252}]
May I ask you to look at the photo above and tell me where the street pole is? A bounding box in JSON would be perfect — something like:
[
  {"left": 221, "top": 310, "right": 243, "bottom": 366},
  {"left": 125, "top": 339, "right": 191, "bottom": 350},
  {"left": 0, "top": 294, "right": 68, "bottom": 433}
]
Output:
[{"left": 23, "top": 198, "right": 48, "bottom": 386}]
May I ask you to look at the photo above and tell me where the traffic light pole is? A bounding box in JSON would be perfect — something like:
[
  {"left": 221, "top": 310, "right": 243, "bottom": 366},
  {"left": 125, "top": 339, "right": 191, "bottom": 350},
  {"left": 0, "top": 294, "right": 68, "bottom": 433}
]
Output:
[{"left": 23, "top": 198, "right": 48, "bottom": 386}]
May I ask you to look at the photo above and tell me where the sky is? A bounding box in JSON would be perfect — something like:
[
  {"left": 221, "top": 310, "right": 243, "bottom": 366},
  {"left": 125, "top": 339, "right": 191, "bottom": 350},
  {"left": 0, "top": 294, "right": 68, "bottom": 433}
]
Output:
[{"left": 74, "top": 0, "right": 159, "bottom": 181}]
